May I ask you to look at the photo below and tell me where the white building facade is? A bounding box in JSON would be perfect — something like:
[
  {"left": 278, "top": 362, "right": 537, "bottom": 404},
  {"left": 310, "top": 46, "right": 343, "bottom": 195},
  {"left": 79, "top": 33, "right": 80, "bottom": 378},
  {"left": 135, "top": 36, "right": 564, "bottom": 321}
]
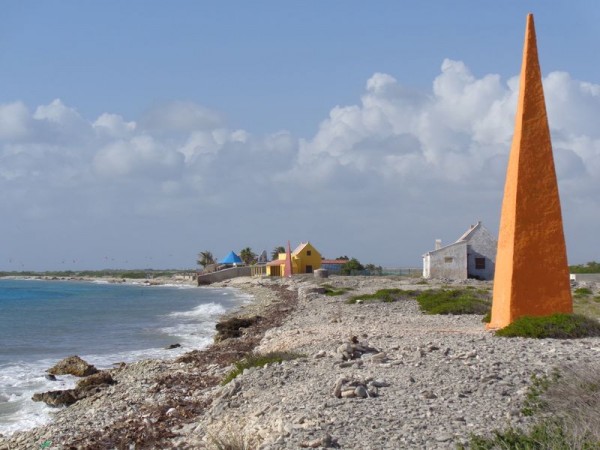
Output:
[{"left": 422, "top": 222, "right": 497, "bottom": 280}]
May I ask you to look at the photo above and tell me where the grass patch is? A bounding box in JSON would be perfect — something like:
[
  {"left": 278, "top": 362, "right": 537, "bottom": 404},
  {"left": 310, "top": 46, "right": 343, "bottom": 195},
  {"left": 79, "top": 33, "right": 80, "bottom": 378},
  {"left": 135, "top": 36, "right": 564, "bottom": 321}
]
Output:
[
  {"left": 209, "top": 425, "right": 255, "bottom": 450},
  {"left": 495, "top": 313, "right": 600, "bottom": 339},
  {"left": 467, "top": 362, "right": 600, "bottom": 449},
  {"left": 346, "top": 288, "right": 416, "bottom": 304},
  {"left": 347, "top": 288, "right": 492, "bottom": 316},
  {"left": 573, "top": 295, "right": 600, "bottom": 320},
  {"left": 465, "top": 421, "right": 581, "bottom": 450},
  {"left": 415, "top": 289, "right": 491, "bottom": 315},
  {"left": 221, "top": 351, "right": 302, "bottom": 385},
  {"left": 321, "top": 284, "right": 354, "bottom": 296},
  {"left": 574, "top": 287, "right": 593, "bottom": 297}
]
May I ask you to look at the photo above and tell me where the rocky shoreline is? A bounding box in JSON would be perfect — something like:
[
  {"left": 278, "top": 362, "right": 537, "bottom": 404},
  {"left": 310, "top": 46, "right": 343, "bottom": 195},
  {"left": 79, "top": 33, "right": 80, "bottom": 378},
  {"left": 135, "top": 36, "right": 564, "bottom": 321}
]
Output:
[{"left": 1, "top": 275, "right": 599, "bottom": 449}]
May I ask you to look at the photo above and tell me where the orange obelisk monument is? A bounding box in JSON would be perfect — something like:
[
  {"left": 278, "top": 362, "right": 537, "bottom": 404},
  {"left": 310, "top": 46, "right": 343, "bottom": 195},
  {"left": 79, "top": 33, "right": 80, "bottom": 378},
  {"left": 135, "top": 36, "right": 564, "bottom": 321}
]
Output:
[
  {"left": 284, "top": 240, "right": 293, "bottom": 278},
  {"left": 488, "top": 14, "right": 572, "bottom": 329}
]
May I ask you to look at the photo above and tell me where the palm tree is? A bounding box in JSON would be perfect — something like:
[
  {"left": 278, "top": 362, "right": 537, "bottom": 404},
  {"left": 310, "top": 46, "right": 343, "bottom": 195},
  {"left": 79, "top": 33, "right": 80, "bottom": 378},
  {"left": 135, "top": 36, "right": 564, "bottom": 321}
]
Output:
[
  {"left": 197, "top": 251, "right": 215, "bottom": 269},
  {"left": 271, "top": 246, "right": 286, "bottom": 261},
  {"left": 239, "top": 247, "right": 257, "bottom": 265}
]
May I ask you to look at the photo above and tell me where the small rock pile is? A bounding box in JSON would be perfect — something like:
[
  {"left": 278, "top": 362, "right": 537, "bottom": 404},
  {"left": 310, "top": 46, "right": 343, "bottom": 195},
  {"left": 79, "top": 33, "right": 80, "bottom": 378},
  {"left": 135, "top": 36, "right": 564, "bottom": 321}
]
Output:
[{"left": 332, "top": 375, "right": 390, "bottom": 399}]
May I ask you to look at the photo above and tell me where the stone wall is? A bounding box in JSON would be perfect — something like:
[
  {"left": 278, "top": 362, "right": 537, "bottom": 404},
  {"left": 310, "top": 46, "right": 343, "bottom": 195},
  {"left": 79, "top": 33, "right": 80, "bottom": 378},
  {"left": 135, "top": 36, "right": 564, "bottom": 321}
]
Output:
[
  {"left": 570, "top": 273, "right": 600, "bottom": 283},
  {"left": 425, "top": 242, "right": 468, "bottom": 279},
  {"left": 197, "top": 266, "right": 252, "bottom": 285}
]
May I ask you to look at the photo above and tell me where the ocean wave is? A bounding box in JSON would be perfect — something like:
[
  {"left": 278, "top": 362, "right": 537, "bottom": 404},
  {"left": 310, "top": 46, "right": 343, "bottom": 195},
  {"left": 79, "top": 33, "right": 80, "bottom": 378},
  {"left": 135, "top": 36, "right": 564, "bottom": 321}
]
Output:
[
  {"left": 0, "top": 361, "right": 76, "bottom": 436},
  {"left": 167, "top": 302, "right": 226, "bottom": 319}
]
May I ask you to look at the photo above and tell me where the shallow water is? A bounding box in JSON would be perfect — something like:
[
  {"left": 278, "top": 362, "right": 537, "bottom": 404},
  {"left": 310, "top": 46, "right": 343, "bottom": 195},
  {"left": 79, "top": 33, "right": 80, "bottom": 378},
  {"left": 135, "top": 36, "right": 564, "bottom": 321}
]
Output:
[{"left": 0, "top": 279, "right": 249, "bottom": 435}]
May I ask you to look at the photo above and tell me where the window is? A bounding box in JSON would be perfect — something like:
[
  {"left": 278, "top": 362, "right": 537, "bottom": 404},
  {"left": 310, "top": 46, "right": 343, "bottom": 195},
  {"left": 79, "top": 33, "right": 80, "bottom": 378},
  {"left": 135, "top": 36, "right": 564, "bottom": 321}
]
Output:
[
  {"left": 475, "top": 258, "right": 485, "bottom": 269},
  {"left": 444, "top": 257, "right": 453, "bottom": 263},
  {"left": 307, "top": 250, "right": 311, "bottom": 256}
]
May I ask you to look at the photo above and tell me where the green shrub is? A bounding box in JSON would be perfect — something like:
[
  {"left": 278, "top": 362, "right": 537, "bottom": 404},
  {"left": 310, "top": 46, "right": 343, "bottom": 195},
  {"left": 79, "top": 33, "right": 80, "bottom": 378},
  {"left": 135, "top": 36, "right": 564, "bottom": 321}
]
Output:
[
  {"left": 521, "top": 371, "right": 561, "bottom": 416},
  {"left": 468, "top": 363, "right": 600, "bottom": 449},
  {"left": 569, "top": 261, "right": 600, "bottom": 274},
  {"left": 321, "top": 285, "right": 354, "bottom": 296},
  {"left": 221, "top": 352, "right": 302, "bottom": 385},
  {"left": 346, "top": 288, "right": 415, "bottom": 304},
  {"left": 415, "top": 289, "right": 491, "bottom": 315},
  {"left": 496, "top": 313, "right": 600, "bottom": 339},
  {"left": 574, "top": 287, "right": 593, "bottom": 297},
  {"left": 466, "top": 421, "right": 576, "bottom": 450}
]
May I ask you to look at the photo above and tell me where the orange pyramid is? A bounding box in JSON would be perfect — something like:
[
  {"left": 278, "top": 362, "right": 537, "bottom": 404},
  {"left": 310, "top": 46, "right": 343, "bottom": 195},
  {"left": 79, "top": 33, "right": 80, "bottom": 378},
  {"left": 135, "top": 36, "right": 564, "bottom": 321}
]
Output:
[{"left": 488, "top": 14, "right": 572, "bottom": 329}]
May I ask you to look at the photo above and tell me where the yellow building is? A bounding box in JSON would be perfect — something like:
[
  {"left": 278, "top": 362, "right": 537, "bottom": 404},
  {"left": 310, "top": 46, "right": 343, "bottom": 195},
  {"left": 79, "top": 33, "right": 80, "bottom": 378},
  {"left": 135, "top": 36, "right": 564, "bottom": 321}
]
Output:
[{"left": 266, "top": 242, "right": 322, "bottom": 276}]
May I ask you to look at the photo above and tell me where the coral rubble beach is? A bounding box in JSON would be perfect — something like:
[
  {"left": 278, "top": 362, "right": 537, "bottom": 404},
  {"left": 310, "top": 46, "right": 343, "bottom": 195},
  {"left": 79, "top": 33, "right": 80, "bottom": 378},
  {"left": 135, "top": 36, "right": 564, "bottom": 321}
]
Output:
[{"left": 1, "top": 276, "right": 599, "bottom": 449}]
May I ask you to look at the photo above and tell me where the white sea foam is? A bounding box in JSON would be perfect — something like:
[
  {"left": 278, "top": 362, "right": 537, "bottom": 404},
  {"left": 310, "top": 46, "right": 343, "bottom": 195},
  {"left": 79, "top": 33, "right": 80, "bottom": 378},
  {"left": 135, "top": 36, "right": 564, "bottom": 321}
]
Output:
[
  {"left": 0, "top": 361, "right": 77, "bottom": 436},
  {"left": 0, "top": 282, "right": 243, "bottom": 436},
  {"left": 167, "top": 302, "right": 226, "bottom": 319}
]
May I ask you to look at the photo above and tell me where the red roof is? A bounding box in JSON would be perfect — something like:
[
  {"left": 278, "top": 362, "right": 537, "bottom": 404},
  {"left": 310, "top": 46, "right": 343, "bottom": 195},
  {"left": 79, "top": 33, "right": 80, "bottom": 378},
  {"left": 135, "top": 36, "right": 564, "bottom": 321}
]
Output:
[{"left": 267, "top": 259, "right": 286, "bottom": 266}]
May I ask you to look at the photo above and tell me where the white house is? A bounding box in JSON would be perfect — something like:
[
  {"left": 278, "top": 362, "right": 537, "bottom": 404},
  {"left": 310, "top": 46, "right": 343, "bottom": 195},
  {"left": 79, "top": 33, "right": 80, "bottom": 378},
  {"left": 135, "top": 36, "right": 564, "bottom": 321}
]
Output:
[{"left": 422, "top": 221, "right": 497, "bottom": 280}]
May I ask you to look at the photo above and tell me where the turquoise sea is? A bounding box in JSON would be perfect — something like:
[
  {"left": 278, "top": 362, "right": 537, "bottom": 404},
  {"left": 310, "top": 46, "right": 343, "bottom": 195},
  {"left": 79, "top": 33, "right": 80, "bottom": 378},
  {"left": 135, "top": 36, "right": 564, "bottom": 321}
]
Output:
[{"left": 0, "top": 279, "right": 248, "bottom": 435}]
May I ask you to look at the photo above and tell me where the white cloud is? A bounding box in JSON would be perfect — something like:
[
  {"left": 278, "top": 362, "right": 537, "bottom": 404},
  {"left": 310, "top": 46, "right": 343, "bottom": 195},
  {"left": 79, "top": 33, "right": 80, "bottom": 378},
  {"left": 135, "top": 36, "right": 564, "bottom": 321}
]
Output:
[
  {"left": 2, "top": 61, "right": 600, "bottom": 269},
  {"left": 93, "top": 135, "right": 184, "bottom": 179},
  {"left": 0, "top": 101, "right": 31, "bottom": 140},
  {"left": 93, "top": 113, "right": 136, "bottom": 138},
  {"left": 140, "top": 100, "right": 223, "bottom": 133}
]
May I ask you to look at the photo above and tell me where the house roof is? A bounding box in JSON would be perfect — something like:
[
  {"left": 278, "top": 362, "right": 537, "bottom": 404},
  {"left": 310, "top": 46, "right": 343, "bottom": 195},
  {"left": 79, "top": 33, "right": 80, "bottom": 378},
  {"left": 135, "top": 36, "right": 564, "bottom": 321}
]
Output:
[
  {"left": 321, "top": 259, "right": 348, "bottom": 265},
  {"left": 267, "top": 259, "right": 285, "bottom": 266},
  {"left": 292, "top": 242, "right": 309, "bottom": 256},
  {"left": 456, "top": 221, "right": 482, "bottom": 242},
  {"left": 220, "top": 251, "right": 243, "bottom": 264},
  {"left": 423, "top": 221, "right": 483, "bottom": 256}
]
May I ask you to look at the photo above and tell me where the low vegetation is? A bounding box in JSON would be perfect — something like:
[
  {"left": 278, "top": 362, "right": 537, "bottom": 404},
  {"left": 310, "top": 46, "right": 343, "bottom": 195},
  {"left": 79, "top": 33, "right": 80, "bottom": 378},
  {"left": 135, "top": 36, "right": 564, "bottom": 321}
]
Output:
[
  {"left": 347, "top": 288, "right": 492, "bottom": 316},
  {"left": 495, "top": 313, "right": 600, "bottom": 339},
  {"left": 574, "top": 287, "right": 593, "bottom": 297},
  {"left": 346, "top": 288, "right": 415, "bottom": 304},
  {"left": 569, "top": 261, "right": 600, "bottom": 273},
  {"left": 221, "top": 351, "right": 302, "bottom": 385},
  {"left": 415, "top": 289, "right": 491, "bottom": 315},
  {"left": 210, "top": 428, "right": 253, "bottom": 450},
  {"left": 320, "top": 284, "right": 354, "bottom": 296},
  {"left": 0, "top": 269, "right": 186, "bottom": 279},
  {"left": 466, "top": 363, "right": 600, "bottom": 449}
]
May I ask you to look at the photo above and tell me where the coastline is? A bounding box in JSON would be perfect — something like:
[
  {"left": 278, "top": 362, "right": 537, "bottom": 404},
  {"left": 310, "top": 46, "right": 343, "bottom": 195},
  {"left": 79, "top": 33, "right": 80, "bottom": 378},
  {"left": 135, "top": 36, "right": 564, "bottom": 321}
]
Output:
[{"left": 1, "top": 275, "right": 599, "bottom": 449}]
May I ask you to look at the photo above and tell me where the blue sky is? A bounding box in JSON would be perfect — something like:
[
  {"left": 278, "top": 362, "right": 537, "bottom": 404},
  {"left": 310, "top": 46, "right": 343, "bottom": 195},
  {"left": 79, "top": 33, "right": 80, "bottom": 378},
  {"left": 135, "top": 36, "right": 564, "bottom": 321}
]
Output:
[{"left": 1, "top": 1, "right": 600, "bottom": 270}]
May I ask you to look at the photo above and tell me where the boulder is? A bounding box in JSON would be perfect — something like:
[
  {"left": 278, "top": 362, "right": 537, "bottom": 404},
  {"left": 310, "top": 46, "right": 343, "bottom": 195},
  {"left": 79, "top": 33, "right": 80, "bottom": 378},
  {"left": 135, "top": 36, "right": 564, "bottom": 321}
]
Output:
[
  {"left": 166, "top": 343, "right": 181, "bottom": 349},
  {"left": 32, "top": 389, "right": 78, "bottom": 407},
  {"left": 47, "top": 355, "right": 98, "bottom": 377},
  {"left": 76, "top": 371, "right": 115, "bottom": 389}
]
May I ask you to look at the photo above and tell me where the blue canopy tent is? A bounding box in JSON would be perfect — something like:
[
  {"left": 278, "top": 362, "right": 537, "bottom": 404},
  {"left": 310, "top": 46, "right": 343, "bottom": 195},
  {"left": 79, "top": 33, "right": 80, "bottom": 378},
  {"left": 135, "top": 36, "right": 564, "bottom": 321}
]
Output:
[{"left": 220, "top": 251, "right": 243, "bottom": 265}]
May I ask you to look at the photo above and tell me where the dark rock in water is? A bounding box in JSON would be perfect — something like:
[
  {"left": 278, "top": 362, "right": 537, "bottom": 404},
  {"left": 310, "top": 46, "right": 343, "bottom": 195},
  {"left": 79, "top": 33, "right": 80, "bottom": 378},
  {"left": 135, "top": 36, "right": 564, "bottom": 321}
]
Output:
[
  {"left": 32, "top": 389, "right": 78, "bottom": 407},
  {"left": 76, "top": 371, "right": 115, "bottom": 389},
  {"left": 47, "top": 355, "right": 98, "bottom": 377},
  {"left": 166, "top": 343, "right": 181, "bottom": 349},
  {"left": 214, "top": 316, "right": 261, "bottom": 342},
  {"left": 45, "top": 374, "right": 57, "bottom": 381},
  {"left": 33, "top": 371, "right": 116, "bottom": 407}
]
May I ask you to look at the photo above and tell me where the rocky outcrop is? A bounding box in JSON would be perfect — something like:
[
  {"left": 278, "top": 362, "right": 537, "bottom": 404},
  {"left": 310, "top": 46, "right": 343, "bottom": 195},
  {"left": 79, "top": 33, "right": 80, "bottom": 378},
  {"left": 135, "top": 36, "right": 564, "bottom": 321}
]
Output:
[
  {"left": 75, "top": 371, "right": 115, "bottom": 390},
  {"left": 32, "top": 370, "right": 116, "bottom": 408},
  {"left": 47, "top": 356, "right": 98, "bottom": 377},
  {"left": 214, "top": 315, "right": 262, "bottom": 342},
  {"left": 31, "top": 390, "right": 79, "bottom": 407}
]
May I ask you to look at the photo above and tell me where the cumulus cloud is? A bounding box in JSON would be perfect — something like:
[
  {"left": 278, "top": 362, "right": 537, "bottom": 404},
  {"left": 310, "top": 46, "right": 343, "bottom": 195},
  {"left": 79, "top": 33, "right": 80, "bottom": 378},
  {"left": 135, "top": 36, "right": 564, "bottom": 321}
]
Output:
[
  {"left": 0, "top": 101, "right": 31, "bottom": 140},
  {"left": 2, "top": 60, "right": 600, "bottom": 269},
  {"left": 93, "top": 113, "right": 136, "bottom": 138},
  {"left": 140, "top": 101, "right": 223, "bottom": 133}
]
